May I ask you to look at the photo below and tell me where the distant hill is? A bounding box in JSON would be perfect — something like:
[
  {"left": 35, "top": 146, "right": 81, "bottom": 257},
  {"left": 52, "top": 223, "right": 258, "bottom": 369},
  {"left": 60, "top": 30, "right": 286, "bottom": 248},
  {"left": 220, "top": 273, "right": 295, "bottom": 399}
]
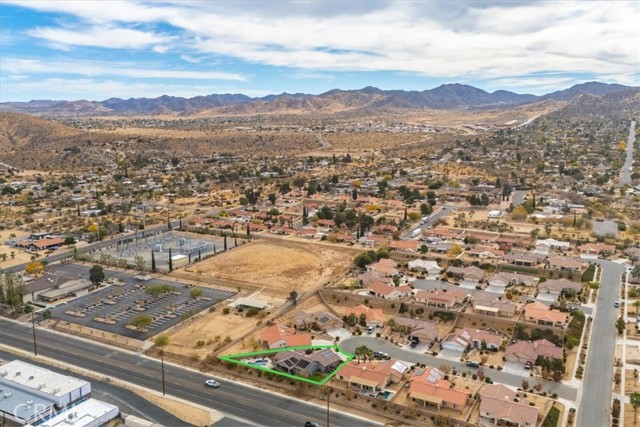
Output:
[
  {"left": 546, "top": 87, "right": 640, "bottom": 120},
  {"left": 0, "top": 82, "right": 634, "bottom": 116},
  {"left": 541, "top": 81, "right": 631, "bottom": 101}
]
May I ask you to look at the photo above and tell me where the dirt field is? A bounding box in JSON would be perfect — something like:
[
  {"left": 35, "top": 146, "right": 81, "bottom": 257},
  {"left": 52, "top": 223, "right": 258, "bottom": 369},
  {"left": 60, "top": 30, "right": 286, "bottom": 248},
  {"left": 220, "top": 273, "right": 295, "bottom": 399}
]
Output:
[
  {"left": 164, "top": 308, "right": 262, "bottom": 358},
  {"left": 193, "top": 240, "right": 353, "bottom": 295}
]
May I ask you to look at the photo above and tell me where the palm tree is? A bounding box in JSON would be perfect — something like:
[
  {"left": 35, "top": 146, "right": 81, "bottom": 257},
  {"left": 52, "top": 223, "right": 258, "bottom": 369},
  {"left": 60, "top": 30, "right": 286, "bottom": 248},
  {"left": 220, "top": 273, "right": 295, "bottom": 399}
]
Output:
[{"left": 354, "top": 345, "right": 373, "bottom": 364}]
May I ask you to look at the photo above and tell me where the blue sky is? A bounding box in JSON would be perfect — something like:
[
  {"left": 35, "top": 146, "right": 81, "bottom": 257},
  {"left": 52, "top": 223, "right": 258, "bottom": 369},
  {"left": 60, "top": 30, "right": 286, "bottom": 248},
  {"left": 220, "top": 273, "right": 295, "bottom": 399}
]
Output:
[{"left": 1, "top": 0, "right": 638, "bottom": 102}]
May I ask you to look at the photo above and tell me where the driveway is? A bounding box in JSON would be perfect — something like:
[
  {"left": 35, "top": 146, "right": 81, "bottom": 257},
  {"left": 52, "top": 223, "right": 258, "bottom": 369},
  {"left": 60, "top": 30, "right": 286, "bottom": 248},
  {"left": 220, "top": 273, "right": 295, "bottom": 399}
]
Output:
[{"left": 502, "top": 361, "right": 530, "bottom": 377}]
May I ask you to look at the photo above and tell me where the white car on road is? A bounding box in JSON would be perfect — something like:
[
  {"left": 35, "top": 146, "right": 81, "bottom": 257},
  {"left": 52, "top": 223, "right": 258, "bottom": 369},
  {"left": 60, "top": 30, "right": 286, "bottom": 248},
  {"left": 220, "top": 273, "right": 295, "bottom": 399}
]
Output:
[{"left": 205, "top": 379, "right": 220, "bottom": 388}]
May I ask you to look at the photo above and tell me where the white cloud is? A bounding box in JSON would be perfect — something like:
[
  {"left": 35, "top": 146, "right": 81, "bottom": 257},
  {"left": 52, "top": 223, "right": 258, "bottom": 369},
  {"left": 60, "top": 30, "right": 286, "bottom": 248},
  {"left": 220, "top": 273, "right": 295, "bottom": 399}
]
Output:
[
  {"left": 0, "top": 77, "right": 268, "bottom": 101},
  {"left": 29, "top": 26, "right": 174, "bottom": 49},
  {"left": 0, "top": 57, "right": 247, "bottom": 81},
  {"left": 4, "top": 0, "right": 639, "bottom": 88}
]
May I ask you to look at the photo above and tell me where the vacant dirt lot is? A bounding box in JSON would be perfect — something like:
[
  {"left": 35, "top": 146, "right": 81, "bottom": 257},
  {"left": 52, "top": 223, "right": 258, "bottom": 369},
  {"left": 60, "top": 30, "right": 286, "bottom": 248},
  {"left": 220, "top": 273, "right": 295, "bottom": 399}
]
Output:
[
  {"left": 194, "top": 240, "right": 353, "bottom": 294},
  {"left": 165, "top": 309, "right": 262, "bottom": 358}
]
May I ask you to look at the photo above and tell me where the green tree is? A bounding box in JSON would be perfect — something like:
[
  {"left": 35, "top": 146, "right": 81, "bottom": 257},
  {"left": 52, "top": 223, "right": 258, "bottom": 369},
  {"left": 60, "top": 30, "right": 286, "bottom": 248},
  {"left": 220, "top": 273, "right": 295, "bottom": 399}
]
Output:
[
  {"left": 63, "top": 236, "right": 76, "bottom": 247},
  {"left": 354, "top": 253, "right": 373, "bottom": 268},
  {"left": 134, "top": 255, "right": 146, "bottom": 272},
  {"left": 354, "top": 345, "right": 373, "bottom": 363},
  {"left": 89, "top": 264, "right": 105, "bottom": 285},
  {"left": 190, "top": 288, "right": 202, "bottom": 300},
  {"left": 154, "top": 334, "right": 170, "bottom": 348},
  {"left": 131, "top": 314, "right": 153, "bottom": 330},
  {"left": 617, "top": 316, "right": 626, "bottom": 335},
  {"left": 288, "top": 290, "right": 298, "bottom": 305},
  {"left": 631, "top": 392, "right": 640, "bottom": 424}
]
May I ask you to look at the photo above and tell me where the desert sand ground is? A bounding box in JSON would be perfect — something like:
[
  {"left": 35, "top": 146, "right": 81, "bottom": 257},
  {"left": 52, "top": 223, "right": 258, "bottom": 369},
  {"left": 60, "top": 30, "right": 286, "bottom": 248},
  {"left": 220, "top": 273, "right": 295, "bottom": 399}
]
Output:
[{"left": 193, "top": 239, "right": 353, "bottom": 294}]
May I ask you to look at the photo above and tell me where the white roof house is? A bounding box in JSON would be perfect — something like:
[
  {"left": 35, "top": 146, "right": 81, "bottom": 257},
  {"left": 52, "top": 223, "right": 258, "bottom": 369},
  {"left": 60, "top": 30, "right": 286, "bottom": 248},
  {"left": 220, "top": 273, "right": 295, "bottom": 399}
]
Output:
[{"left": 407, "top": 259, "right": 441, "bottom": 275}]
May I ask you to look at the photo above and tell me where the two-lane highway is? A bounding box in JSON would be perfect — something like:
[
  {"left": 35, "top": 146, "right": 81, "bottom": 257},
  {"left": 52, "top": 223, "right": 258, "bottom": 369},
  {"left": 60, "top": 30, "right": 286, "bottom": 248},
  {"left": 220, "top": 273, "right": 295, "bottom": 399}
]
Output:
[{"left": 0, "top": 319, "right": 377, "bottom": 427}]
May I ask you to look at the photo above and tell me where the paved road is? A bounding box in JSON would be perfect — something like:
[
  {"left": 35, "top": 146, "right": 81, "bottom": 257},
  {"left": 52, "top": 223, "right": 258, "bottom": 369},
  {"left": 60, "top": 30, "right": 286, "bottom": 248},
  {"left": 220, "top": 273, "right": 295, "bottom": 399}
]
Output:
[
  {"left": 622, "top": 120, "right": 636, "bottom": 185},
  {"left": 401, "top": 206, "right": 451, "bottom": 240},
  {"left": 340, "top": 337, "right": 577, "bottom": 400},
  {"left": 577, "top": 260, "right": 625, "bottom": 427},
  {"left": 511, "top": 190, "right": 528, "bottom": 206},
  {"left": 0, "top": 319, "right": 377, "bottom": 427}
]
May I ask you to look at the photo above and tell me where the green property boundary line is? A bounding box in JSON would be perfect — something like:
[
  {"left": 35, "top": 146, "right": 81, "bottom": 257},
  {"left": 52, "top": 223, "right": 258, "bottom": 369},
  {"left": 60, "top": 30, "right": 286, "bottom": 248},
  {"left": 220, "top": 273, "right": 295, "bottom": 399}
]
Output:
[{"left": 218, "top": 345, "right": 355, "bottom": 386}]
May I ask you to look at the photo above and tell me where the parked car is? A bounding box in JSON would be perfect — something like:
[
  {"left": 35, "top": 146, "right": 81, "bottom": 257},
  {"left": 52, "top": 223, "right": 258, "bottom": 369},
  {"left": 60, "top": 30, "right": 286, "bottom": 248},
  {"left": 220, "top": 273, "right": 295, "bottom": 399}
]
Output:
[
  {"left": 524, "top": 361, "right": 533, "bottom": 370},
  {"left": 366, "top": 326, "right": 374, "bottom": 334},
  {"left": 373, "top": 351, "right": 388, "bottom": 359},
  {"left": 466, "top": 361, "right": 480, "bottom": 368},
  {"left": 305, "top": 422, "right": 320, "bottom": 427},
  {"left": 205, "top": 379, "right": 220, "bottom": 388},
  {"left": 410, "top": 338, "right": 420, "bottom": 348}
]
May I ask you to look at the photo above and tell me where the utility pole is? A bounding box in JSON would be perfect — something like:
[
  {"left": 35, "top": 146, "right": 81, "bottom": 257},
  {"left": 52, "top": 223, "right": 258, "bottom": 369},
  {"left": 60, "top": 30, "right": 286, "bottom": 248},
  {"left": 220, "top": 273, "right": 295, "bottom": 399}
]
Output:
[
  {"left": 325, "top": 388, "right": 331, "bottom": 427},
  {"left": 31, "top": 310, "right": 38, "bottom": 356},
  {"left": 160, "top": 349, "right": 166, "bottom": 396}
]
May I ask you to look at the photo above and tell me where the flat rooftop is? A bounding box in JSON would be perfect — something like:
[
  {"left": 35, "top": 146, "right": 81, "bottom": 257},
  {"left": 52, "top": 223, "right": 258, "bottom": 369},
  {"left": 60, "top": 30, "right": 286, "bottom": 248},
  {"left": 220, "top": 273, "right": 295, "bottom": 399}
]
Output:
[
  {"left": 0, "top": 360, "right": 90, "bottom": 398},
  {"left": 40, "top": 398, "right": 119, "bottom": 427},
  {"left": 0, "top": 382, "right": 55, "bottom": 423}
]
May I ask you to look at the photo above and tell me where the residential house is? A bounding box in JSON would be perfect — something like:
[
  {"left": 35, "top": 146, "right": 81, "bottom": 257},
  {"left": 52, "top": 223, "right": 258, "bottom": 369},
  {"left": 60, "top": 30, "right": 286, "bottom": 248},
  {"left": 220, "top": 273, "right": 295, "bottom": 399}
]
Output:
[
  {"left": 487, "top": 272, "right": 538, "bottom": 293},
  {"left": 578, "top": 242, "right": 616, "bottom": 256},
  {"left": 337, "top": 359, "right": 408, "bottom": 393},
  {"left": 480, "top": 384, "right": 539, "bottom": 427},
  {"left": 523, "top": 302, "right": 570, "bottom": 327},
  {"left": 367, "top": 281, "right": 413, "bottom": 300},
  {"left": 389, "top": 240, "right": 421, "bottom": 253},
  {"left": 534, "top": 238, "right": 571, "bottom": 253},
  {"left": 407, "top": 367, "right": 470, "bottom": 412},
  {"left": 537, "top": 278, "right": 583, "bottom": 301},
  {"left": 472, "top": 294, "right": 517, "bottom": 318},
  {"left": 407, "top": 259, "right": 442, "bottom": 277},
  {"left": 350, "top": 305, "right": 386, "bottom": 328},
  {"left": 442, "top": 328, "right": 504, "bottom": 352},
  {"left": 293, "top": 310, "right": 343, "bottom": 331},
  {"left": 366, "top": 258, "right": 399, "bottom": 278},
  {"left": 505, "top": 339, "right": 563, "bottom": 363},
  {"left": 414, "top": 289, "right": 466, "bottom": 309},
  {"left": 467, "top": 246, "right": 505, "bottom": 259},
  {"left": 259, "top": 324, "right": 312, "bottom": 349},
  {"left": 547, "top": 256, "right": 584, "bottom": 273},
  {"left": 502, "top": 251, "right": 545, "bottom": 267},
  {"left": 273, "top": 348, "right": 342, "bottom": 377},
  {"left": 447, "top": 266, "right": 485, "bottom": 286},
  {"left": 625, "top": 247, "right": 640, "bottom": 261},
  {"left": 394, "top": 317, "right": 439, "bottom": 343}
]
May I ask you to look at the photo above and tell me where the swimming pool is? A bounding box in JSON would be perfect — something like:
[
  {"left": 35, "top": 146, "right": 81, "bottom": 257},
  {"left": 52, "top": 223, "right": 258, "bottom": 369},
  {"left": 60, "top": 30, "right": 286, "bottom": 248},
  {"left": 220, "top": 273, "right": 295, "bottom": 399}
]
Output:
[
  {"left": 251, "top": 359, "right": 269, "bottom": 366},
  {"left": 380, "top": 391, "right": 394, "bottom": 400}
]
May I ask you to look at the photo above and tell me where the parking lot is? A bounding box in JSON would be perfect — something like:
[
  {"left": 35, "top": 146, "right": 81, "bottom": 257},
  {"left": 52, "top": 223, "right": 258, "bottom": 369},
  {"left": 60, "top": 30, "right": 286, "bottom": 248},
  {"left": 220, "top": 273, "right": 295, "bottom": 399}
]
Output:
[{"left": 48, "top": 264, "right": 235, "bottom": 339}]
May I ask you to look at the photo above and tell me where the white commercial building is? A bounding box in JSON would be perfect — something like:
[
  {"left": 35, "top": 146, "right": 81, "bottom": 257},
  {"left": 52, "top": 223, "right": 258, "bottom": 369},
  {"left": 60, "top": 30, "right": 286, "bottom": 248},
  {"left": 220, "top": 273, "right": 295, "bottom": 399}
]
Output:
[
  {"left": 37, "top": 398, "right": 119, "bottom": 427},
  {"left": 0, "top": 360, "right": 91, "bottom": 408}
]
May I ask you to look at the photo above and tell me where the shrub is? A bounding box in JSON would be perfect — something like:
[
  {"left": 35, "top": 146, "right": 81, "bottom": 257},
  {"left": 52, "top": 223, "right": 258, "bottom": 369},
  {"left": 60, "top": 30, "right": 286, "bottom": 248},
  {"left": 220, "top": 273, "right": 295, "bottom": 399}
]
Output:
[{"left": 223, "top": 307, "right": 231, "bottom": 315}]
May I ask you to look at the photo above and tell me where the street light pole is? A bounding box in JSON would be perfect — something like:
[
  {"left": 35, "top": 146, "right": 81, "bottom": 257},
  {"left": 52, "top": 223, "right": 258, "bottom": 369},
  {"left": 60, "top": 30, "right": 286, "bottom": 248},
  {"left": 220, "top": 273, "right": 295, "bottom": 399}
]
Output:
[
  {"left": 31, "top": 310, "right": 38, "bottom": 356},
  {"left": 160, "top": 349, "right": 166, "bottom": 396}
]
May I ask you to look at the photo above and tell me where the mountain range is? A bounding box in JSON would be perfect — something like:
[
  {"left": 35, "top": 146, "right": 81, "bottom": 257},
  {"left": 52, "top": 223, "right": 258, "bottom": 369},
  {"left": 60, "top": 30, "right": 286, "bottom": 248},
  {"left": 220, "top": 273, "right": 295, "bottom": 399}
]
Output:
[{"left": 0, "top": 81, "right": 636, "bottom": 116}]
